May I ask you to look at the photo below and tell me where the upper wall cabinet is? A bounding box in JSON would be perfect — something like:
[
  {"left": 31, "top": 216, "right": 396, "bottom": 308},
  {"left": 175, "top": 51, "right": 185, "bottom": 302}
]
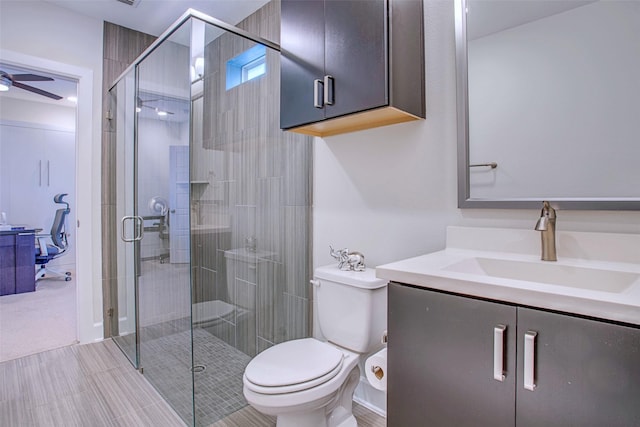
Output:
[{"left": 280, "top": 0, "right": 425, "bottom": 137}]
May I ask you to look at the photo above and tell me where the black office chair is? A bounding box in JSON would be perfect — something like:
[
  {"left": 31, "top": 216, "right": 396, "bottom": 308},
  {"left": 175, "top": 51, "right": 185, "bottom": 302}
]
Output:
[{"left": 35, "top": 193, "right": 72, "bottom": 282}]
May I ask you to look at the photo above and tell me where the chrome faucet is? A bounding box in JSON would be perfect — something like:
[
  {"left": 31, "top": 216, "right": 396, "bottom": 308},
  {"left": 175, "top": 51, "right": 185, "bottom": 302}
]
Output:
[{"left": 534, "top": 201, "right": 557, "bottom": 261}]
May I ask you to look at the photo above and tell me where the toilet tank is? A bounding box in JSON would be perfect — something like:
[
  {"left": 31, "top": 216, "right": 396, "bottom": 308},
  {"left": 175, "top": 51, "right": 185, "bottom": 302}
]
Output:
[{"left": 314, "top": 265, "right": 388, "bottom": 354}]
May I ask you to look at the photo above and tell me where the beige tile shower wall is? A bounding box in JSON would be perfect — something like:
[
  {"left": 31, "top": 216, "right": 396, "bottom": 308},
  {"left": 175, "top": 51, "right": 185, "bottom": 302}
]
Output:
[{"left": 195, "top": 0, "right": 313, "bottom": 355}]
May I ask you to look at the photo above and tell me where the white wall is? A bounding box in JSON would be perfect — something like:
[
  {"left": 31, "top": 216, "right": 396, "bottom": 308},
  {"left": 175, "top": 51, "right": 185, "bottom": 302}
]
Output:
[
  {"left": 313, "top": 1, "right": 640, "bottom": 271},
  {"left": 0, "top": 119, "right": 77, "bottom": 269},
  {"left": 0, "top": 97, "right": 76, "bottom": 130},
  {"left": 0, "top": 97, "right": 76, "bottom": 222},
  {"left": 137, "top": 117, "right": 189, "bottom": 259},
  {"left": 468, "top": 1, "right": 640, "bottom": 199},
  {"left": 0, "top": 0, "right": 104, "bottom": 343}
]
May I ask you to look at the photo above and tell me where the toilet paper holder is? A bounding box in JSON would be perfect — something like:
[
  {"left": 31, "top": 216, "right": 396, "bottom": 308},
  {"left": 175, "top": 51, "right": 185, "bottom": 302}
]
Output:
[
  {"left": 370, "top": 331, "right": 388, "bottom": 380},
  {"left": 371, "top": 365, "right": 384, "bottom": 380}
]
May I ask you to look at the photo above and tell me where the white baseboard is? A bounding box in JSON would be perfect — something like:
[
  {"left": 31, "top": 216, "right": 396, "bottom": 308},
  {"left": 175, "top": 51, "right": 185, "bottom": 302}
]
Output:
[{"left": 354, "top": 376, "right": 386, "bottom": 417}]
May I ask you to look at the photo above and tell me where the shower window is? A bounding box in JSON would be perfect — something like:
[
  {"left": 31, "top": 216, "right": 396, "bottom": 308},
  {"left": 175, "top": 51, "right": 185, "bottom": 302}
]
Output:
[{"left": 226, "top": 44, "right": 267, "bottom": 90}]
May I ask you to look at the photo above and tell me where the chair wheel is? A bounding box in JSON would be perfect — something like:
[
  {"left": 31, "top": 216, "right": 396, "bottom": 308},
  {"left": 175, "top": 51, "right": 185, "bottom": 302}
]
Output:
[{"left": 65, "top": 276, "right": 72, "bottom": 281}]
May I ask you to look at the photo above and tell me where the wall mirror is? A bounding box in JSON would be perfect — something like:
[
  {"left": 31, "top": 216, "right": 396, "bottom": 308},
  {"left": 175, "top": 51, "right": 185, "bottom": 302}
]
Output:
[{"left": 455, "top": 0, "right": 640, "bottom": 210}]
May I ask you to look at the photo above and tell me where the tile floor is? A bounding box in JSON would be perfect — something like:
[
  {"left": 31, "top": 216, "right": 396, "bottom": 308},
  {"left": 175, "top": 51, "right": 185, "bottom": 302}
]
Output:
[{"left": 0, "top": 339, "right": 386, "bottom": 427}]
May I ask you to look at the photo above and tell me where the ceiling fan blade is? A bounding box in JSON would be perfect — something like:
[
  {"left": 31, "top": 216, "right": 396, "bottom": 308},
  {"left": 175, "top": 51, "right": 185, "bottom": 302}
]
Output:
[
  {"left": 12, "top": 81, "right": 63, "bottom": 100},
  {"left": 10, "top": 73, "right": 54, "bottom": 82}
]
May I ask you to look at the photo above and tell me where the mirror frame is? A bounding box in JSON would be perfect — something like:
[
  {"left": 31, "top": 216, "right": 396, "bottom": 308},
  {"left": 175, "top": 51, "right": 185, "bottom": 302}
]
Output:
[{"left": 455, "top": 0, "right": 640, "bottom": 210}]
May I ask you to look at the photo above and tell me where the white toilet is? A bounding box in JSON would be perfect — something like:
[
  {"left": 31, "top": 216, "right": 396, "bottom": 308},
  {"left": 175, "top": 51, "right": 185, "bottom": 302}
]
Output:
[
  {"left": 193, "top": 247, "right": 275, "bottom": 332},
  {"left": 242, "top": 265, "right": 388, "bottom": 427}
]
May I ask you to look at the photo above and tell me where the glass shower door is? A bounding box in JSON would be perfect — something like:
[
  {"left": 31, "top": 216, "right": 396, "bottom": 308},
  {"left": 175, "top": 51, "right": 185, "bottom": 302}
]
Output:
[
  {"left": 135, "top": 20, "right": 195, "bottom": 425},
  {"left": 111, "top": 69, "right": 139, "bottom": 366}
]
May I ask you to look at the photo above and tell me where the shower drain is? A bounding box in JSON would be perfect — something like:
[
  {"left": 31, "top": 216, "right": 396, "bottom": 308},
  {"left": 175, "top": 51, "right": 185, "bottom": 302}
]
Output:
[{"left": 192, "top": 364, "right": 207, "bottom": 373}]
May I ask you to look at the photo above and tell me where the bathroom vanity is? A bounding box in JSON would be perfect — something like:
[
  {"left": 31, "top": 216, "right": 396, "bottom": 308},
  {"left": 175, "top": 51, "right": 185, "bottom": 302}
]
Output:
[{"left": 377, "top": 227, "right": 640, "bottom": 427}]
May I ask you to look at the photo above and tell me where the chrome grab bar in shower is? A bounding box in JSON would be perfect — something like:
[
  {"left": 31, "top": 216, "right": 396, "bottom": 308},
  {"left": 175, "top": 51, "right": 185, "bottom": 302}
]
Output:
[{"left": 469, "top": 162, "right": 497, "bottom": 169}]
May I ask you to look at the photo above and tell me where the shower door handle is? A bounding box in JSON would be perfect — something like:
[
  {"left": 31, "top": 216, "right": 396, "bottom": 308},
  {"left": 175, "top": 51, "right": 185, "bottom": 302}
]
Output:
[{"left": 121, "top": 216, "right": 144, "bottom": 242}]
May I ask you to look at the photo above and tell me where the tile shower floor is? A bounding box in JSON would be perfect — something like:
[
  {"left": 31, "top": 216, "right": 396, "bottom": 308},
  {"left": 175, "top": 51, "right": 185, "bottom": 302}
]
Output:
[{"left": 141, "top": 327, "right": 251, "bottom": 426}]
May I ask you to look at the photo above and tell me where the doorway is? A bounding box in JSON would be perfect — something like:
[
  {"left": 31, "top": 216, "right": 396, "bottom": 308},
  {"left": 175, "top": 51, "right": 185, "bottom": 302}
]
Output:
[{"left": 0, "top": 61, "right": 78, "bottom": 361}]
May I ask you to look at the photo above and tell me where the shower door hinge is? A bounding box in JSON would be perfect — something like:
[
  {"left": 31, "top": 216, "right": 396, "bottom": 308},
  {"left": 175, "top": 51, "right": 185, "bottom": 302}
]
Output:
[
  {"left": 107, "top": 308, "right": 114, "bottom": 317},
  {"left": 106, "top": 110, "right": 113, "bottom": 120}
]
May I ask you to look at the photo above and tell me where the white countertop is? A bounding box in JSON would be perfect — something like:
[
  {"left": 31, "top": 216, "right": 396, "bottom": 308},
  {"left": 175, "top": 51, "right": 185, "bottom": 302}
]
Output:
[{"left": 376, "top": 227, "right": 640, "bottom": 326}]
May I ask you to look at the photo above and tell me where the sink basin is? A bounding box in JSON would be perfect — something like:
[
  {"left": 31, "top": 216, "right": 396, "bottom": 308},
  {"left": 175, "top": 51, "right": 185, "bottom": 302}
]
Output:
[{"left": 444, "top": 257, "right": 639, "bottom": 293}]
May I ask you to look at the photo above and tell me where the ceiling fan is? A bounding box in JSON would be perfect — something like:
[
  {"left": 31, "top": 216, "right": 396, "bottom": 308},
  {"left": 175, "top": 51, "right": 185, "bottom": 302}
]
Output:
[{"left": 0, "top": 70, "right": 63, "bottom": 100}]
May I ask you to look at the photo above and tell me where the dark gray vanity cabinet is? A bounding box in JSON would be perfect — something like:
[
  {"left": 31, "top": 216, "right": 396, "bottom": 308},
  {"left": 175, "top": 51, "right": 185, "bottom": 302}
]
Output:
[
  {"left": 388, "top": 282, "right": 517, "bottom": 427},
  {"left": 388, "top": 282, "right": 640, "bottom": 427},
  {"left": 516, "top": 308, "right": 640, "bottom": 427},
  {"left": 280, "top": 0, "right": 425, "bottom": 137}
]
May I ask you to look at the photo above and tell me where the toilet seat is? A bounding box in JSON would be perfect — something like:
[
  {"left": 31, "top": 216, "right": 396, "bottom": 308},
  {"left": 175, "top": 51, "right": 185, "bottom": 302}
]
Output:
[
  {"left": 244, "top": 338, "right": 344, "bottom": 395},
  {"left": 192, "top": 300, "right": 235, "bottom": 324}
]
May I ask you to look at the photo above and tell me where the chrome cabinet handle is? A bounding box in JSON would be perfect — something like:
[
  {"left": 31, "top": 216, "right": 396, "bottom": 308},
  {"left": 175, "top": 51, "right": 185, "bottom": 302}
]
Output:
[
  {"left": 313, "top": 79, "right": 324, "bottom": 108},
  {"left": 493, "top": 324, "right": 507, "bottom": 381},
  {"left": 524, "top": 330, "right": 537, "bottom": 391},
  {"left": 324, "top": 75, "right": 334, "bottom": 105}
]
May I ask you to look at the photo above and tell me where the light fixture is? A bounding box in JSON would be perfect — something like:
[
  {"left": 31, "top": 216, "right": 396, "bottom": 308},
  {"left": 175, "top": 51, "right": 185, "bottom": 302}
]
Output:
[
  {"left": 0, "top": 75, "right": 11, "bottom": 92},
  {"left": 194, "top": 57, "right": 205, "bottom": 77},
  {"left": 191, "top": 57, "right": 205, "bottom": 83},
  {"left": 67, "top": 96, "right": 77, "bottom": 103}
]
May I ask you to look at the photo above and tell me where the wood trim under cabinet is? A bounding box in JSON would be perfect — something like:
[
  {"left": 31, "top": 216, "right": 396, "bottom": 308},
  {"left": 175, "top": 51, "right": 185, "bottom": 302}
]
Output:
[{"left": 287, "top": 106, "right": 422, "bottom": 137}]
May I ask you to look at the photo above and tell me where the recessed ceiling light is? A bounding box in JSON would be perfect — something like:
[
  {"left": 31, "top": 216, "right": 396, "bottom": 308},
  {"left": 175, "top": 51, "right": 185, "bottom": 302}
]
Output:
[
  {"left": 67, "top": 96, "right": 77, "bottom": 103},
  {"left": 0, "top": 75, "right": 11, "bottom": 92}
]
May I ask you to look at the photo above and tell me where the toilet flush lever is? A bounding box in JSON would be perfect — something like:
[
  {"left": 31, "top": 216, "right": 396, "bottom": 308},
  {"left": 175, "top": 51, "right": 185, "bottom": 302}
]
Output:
[{"left": 310, "top": 280, "right": 320, "bottom": 287}]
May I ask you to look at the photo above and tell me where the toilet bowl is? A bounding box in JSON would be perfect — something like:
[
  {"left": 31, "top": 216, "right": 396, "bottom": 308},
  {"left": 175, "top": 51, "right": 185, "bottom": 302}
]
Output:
[
  {"left": 243, "top": 338, "right": 361, "bottom": 427},
  {"left": 242, "top": 265, "right": 388, "bottom": 427},
  {"left": 192, "top": 299, "right": 235, "bottom": 328},
  {"left": 193, "top": 247, "right": 275, "bottom": 332}
]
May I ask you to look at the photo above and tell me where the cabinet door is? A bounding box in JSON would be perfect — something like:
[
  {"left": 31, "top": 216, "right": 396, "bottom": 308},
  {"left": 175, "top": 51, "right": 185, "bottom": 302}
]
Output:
[
  {"left": 15, "top": 233, "right": 35, "bottom": 293},
  {"left": 280, "top": 0, "right": 326, "bottom": 129},
  {"left": 517, "top": 308, "right": 640, "bottom": 427},
  {"left": 0, "top": 235, "right": 16, "bottom": 295},
  {"left": 388, "top": 283, "right": 517, "bottom": 427},
  {"left": 324, "top": 0, "right": 387, "bottom": 119}
]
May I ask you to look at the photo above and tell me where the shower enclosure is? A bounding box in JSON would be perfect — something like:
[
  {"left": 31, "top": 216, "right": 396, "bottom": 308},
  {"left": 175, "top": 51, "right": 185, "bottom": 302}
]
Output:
[{"left": 108, "top": 7, "right": 313, "bottom": 426}]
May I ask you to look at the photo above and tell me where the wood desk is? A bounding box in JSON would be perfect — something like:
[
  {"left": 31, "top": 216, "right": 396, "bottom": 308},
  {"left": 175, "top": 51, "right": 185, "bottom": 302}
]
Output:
[{"left": 0, "top": 229, "right": 36, "bottom": 295}]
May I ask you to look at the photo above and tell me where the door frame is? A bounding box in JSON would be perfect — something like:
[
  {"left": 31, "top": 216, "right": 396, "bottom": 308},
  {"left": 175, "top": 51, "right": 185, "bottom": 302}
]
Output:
[{"left": 0, "top": 48, "right": 98, "bottom": 343}]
